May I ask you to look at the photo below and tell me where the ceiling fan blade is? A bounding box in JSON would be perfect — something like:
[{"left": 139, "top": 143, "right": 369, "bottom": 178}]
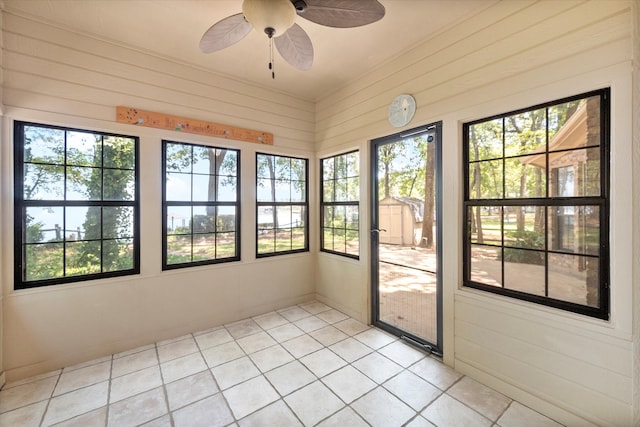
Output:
[
  {"left": 275, "top": 24, "right": 314, "bottom": 71},
  {"left": 296, "top": 0, "right": 385, "bottom": 28},
  {"left": 199, "top": 13, "right": 252, "bottom": 53}
]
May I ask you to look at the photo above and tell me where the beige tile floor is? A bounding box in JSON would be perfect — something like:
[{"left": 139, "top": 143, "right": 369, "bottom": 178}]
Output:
[{"left": 0, "top": 301, "right": 564, "bottom": 426}]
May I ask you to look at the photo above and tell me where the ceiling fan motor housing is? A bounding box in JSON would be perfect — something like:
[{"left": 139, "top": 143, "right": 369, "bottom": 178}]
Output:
[
  {"left": 242, "top": 0, "right": 296, "bottom": 38},
  {"left": 293, "top": 0, "right": 307, "bottom": 12}
]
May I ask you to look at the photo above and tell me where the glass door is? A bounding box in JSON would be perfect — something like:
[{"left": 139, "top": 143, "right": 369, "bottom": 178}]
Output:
[{"left": 371, "top": 123, "right": 442, "bottom": 354}]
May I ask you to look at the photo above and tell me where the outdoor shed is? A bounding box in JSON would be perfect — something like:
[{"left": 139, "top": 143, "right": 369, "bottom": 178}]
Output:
[{"left": 379, "top": 196, "right": 424, "bottom": 246}]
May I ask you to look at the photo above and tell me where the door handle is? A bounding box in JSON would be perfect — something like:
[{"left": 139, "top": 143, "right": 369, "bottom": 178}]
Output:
[{"left": 371, "top": 229, "right": 387, "bottom": 233}]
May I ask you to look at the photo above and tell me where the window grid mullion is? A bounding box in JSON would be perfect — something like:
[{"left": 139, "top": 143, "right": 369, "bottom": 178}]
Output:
[
  {"left": 462, "top": 89, "right": 608, "bottom": 319},
  {"left": 15, "top": 122, "right": 140, "bottom": 289},
  {"left": 319, "top": 151, "right": 359, "bottom": 259},
  {"left": 162, "top": 140, "right": 240, "bottom": 270},
  {"left": 544, "top": 107, "right": 550, "bottom": 298}
]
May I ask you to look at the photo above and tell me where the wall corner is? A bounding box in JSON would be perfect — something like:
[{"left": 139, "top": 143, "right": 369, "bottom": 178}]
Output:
[{"left": 632, "top": 0, "right": 640, "bottom": 425}]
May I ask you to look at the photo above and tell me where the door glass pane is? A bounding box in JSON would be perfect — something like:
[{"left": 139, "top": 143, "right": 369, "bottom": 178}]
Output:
[{"left": 375, "top": 131, "right": 439, "bottom": 345}]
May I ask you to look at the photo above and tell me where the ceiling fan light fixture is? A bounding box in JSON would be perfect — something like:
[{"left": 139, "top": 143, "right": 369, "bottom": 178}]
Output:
[{"left": 242, "top": 0, "right": 296, "bottom": 38}]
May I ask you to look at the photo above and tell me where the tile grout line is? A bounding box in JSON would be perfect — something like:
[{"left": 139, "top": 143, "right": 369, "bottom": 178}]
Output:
[
  {"left": 224, "top": 314, "right": 306, "bottom": 423},
  {"left": 158, "top": 338, "right": 176, "bottom": 427},
  {"left": 4, "top": 302, "right": 543, "bottom": 426},
  {"left": 442, "top": 375, "right": 497, "bottom": 424},
  {"left": 226, "top": 305, "right": 340, "bottom": 424},
  {"left": 37, "top": 369, "right": 62, "bottom": 427},
  {"left": 495, "top": 400, "right": 516, "bottom": 426},
  {"left": 193, "top": 326, "right": 236, "bottom": 425},
  {"left": 277, "top": 308, "right": 353, "bottom": 426},
  {"left": 3, "top": 306, "right": 362, "bottom": 424},
  {"left": 103, "top": 355, "right": 114, "bottom": 427},
  {"left": 249, "top": 305, "right": 388, "bottom": 425}
]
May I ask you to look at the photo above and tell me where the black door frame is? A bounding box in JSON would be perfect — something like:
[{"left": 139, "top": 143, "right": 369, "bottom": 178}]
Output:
[{"left": 370, "top": 122, "right": 443, "bottom": 356}]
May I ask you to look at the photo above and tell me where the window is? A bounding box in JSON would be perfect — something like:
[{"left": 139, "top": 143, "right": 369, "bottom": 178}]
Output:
[
  {"left": 320, "top": 151, "right": 359, "bottom": 258},
  {"left": 256, "top": 153, "right": 308, "bottom": 257},
  {"left": 14, "top": 122, "right": 139, "bottom": 289},
  {"left": 463, "top": 89, "right": 609, "bottom": 319},
  {"left": 555, "top": 166, "right": 575, "bottom": 252},
  {"left": 162, "top": 141, "right": 240, "bottom": 269}
]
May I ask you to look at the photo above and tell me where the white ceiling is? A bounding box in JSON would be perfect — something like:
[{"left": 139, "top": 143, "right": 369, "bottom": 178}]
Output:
[{"left": 3, "top": 0, "right": 494, "bottom": 101}]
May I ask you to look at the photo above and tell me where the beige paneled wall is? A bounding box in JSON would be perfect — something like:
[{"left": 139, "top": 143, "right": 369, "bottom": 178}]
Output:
[
  {"left": 0, "top": 12, "right": 317, "bottom": 380},
  {"left": 632, "top": 1, "right": 640, "bottom": 425},
  {"left": 315, "top": 1, "right": 635, "bottom": 425},
  {"left": 315, "top": 0, "right": 629, "bottom": 149},
  {"left": 0, "top": 5, "right": 5, "bottom": 389},
  {"left": 1, "top": 12, "right": 314, "bottom": 149},
  {"left": 1, "top": 0, "right": 638, "bottom": 425}
]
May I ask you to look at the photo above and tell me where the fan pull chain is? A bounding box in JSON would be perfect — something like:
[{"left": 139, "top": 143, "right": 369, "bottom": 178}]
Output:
[{"left": 268, "top": 37, "right": 275, "bottom": 79}]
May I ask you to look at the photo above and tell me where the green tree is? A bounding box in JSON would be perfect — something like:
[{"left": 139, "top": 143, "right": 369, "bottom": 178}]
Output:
[
  {"left": 166, "top": 143, "right": 232, "bottom": 243},
  {"left": 419, "top": 136, "right": 435, "bottom": 248},
  {"left": 257, "top": 154, "right": 306, "bottom": 229},
  {"left": 257, "top": 154, "right": 278, "bottom": 228},
  {"left": 207, "top": 148, "right": 228, "bottom": 215},
  {"left": 25, "top": 214, "right": 44, "bottom": 243},
  {"left": 378, "top": 142, "right": 407, "bottom": 199},
  {"left": 504, "top": 109, "right": 546, "bottom": 232},
  {"left": 23, "top": 126, "right": 65, "bottom": 200},
  {"left": 79, "top": 135, "right": 135, "bottom": 272},
  {"left": 468, "top": 120, "right": 503, "bottom": 243}
]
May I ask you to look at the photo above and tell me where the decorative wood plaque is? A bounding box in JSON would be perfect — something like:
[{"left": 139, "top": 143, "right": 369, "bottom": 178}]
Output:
[{"left": 116, "top": 106, "right": 273, "bottom": 145}]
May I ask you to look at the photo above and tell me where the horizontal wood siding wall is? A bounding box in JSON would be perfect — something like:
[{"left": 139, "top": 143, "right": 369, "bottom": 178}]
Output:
[
  {"left": 2, "top": 13, "right": 314, "bottom": 149},
  {"left": 1, "top": 11, "right": 317, "bottom": 379},
  {"left": 631, "top": 1, "right": 640, "bottom": 425},
  {"left": 315, "top": 1, "right": 635, "bottom": 425},
  {"left": 0, "top": 5, "right": 3, "bottom": 389}
]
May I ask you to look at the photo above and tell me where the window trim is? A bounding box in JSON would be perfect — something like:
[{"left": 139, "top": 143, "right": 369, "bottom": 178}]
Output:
[
  {"left": 161, "top": 140, "right": 241, "bottom": 270},
  {"left": 462, "top": 88, "right": 610, "bottom": 320},
  {"left": 320, "top": 149, "right": 360, "bottom": 259},
  {"left": 255, "top": 152, "right": 309, "bottom": 258},
  {"left": 14, "top": 121, "right": 141, "bottom": 290}
]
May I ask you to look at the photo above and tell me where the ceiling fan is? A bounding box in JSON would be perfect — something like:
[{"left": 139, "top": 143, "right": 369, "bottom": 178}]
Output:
[{"left": 199, "top": 0, "right": 385, "bottom": 78}]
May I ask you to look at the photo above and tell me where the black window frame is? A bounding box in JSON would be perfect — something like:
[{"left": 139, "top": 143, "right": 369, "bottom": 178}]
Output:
[
  {"left": 320, "top": 150, "right": 360, "bottom": 259},
  {"left": 162, "top": 140, "right": 241, "bottom": 270},
  {"left": 14, "top": 121, "right": 140, "bottom": 289},
  {"left": 256, "top": 153, "right": 309, "bottom": 258},
  {"left": 462, "top": 88, "right": 610, "bottom": 320}
]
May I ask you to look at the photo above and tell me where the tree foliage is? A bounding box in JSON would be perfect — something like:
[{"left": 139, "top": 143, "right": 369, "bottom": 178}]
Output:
[
  {"left": 22, "top": 126, "right": 136, "bottom": 280},
  {"left": 467, "top": 100, "right": 584, "bottom": 246},
  {"left": 377, "top": 134, "right": 436, "bottom": 248}
]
